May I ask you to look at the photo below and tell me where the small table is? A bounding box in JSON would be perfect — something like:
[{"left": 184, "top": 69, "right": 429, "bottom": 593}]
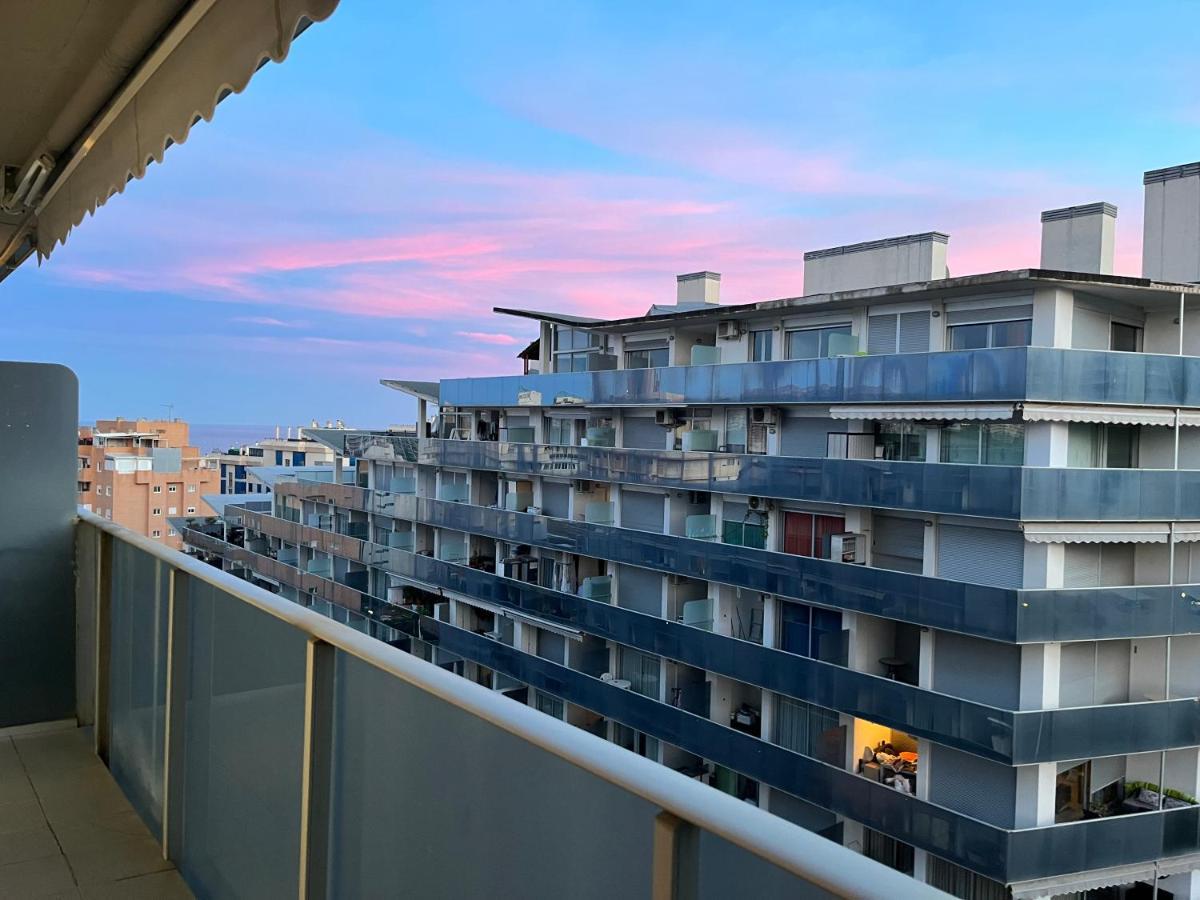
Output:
[{"left": 879, "top": 657, "right": 907, "bottom": 680}]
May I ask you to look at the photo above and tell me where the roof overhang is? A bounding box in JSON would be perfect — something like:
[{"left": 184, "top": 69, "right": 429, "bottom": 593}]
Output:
[
  {"left": 1, "top": 0, "right": 339, "bottom": 283},
  {"left": 381, "top": 379, "right": 440, "bottom": 405}
]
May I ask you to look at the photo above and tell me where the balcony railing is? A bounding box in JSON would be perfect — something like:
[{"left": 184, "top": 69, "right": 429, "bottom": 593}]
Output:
[
  {"left": 438, "top": 346, "right": 1200, "bottom": 409},
  {"left": 277, "top": 477, "right": 1200, "bottom": 645},
  {"left": 69, "top": 511, "right": 932, "bottom": 898}
]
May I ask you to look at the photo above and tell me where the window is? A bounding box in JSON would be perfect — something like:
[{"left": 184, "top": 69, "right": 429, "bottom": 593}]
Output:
[
  {"left": 774, "top": 696, "right": 843, "bottom": 765},
  {"left": 168, "top": 506, "right": 177, "bottom": 515},
  {"left": 152, "top": 508, "right": 161, "bottom": 516},
  {"left": 783, "top": 512, "right": 845, "bottom": 558},
  {"left": 151, "top": 529, "right": 161, "bottom": 538},
  {"left": 105, "top": 510, "right": 111, "bottom": 519},
  {"left": 939, "top": 423, "right": 1024, "bottom": 465},
  {"left": 779, "top": 602, "right": 843, "bottom": 662},
  {"left": 534, "top": 691, "right": 564, "bottom": 719},
  {"left": 1111, "top": 322, "right": 1142, "bottom": 352},
  {"left": 1067, "top": 423, "right": 1138, "bottom": 468},
  {"left": 784, "top": 324, "right": 853, "bottom": 360},
  {"left": 875, "top": 422, "right": 925, "bottom": 461},
  {"left": 167, "top": 527, "right": 177, "bottom": 537},
  {"left": 105, "top": 486, "right": 111, "bottom": 496},
  {"left": 623, "top": 342, "right": 669, "bottom": 369},
  {"left": 187, "top": 484, "right": 196, "bottom": 493},
  {"left": 168, "top": 485, "right": 178, "bottom": 493},
  {"left": 618, "top": 648, "right": 661, "bottom": 700},
  {"left": 749, "top": 329, "right": 773, "bottom": 362},
  {"left": 186, "top": 506, "right": 196, "bottom": 514},
  {"left": 545, "top": 416, "right": 582, "bottom": 446},
  {"left": 95, "top": 484, "right": 101, "bottom": 493},
  {"left": 724, "top": 408, "right": 748, "bottom": 453},
  {"left": 152, "top": 485, "right": 162, "bottom": 494},
  {"left": 947, "top": 318, "right": 1032, "bottom": 349},
  {"left": 553, "top": 326, "right": 602, "bottom": 372}
]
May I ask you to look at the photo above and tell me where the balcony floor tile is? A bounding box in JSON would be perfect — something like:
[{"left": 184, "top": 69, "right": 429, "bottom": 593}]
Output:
[{"left": 0, "top": 726, "right": 191, "bottom": 899}]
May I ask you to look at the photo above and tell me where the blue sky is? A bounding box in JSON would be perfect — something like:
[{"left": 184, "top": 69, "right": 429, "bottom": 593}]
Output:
[{"left": 4, "top": 1, "right": 1199, "bottom": 427}]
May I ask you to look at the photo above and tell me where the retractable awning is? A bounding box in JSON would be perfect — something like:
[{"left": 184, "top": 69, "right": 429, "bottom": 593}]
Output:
[
  {"left": 1021, "top": 403, "right": 1178, "bottom": 426},
  {"left": 1022, "top": 522, "right": 1171, "bottom": 544},
  {"left": 828, "top": 404, "right": 1014, "bottom": 421},
  {"left": 1, "top": 0, "right": 339, "bottom": 281},
  {"left": 1011, "top": 854, "right": 1200, "bottom": 900}
]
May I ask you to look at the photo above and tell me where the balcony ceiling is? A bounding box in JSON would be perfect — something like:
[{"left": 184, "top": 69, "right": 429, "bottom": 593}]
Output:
[{"left": 0, "top": 0, "right": 339, "bottom": 284}]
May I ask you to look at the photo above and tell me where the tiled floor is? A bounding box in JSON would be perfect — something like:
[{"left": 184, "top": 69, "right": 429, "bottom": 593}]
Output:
[{"left": 0, "top": 724, "right": 191, "bottom": 899}]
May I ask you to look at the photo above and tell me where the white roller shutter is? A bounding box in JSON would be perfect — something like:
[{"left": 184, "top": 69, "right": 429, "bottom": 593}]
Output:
[
  {"left": 937, "top": 525, "right": 1024, "bottom": 588},
  {"left": 1063, "top": 544, "right": 1101, "bottom": 587},
  {"left": 867, "top": 315, "right": 898, "bottom": 354}
]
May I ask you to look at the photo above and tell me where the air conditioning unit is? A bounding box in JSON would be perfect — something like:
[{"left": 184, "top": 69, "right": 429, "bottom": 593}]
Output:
[
  {"left": 748, "top": 496, "right": 763, "bottom": 510},
  {"left": 717, "top": 320, "right": 742, "bottom": 340},
  {"left": 830, "top": 533, "right": 866, "bottom": 565},
  {"left": 655, "top": 409, "right": 682, "bottom": 427},
  {"left": 750, "top": 406, "right": 778, "bottom": 426}
]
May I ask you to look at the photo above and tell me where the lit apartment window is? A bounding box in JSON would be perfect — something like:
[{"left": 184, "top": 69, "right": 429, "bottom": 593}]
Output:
[
  {"left": 152, "top": 508, "right": 161, "bottom": 516},
  {"left": 151, "top": 530, "right": 161, "bottom": 538},
  {"left": 186, "top": 506, "right": 196, "bottom": 514},
  {"left": 168, "top": 485, "right": 178, "bottom": 493},
  {"left": 153, "top": 485, "right": 162, "bottom": 494}
]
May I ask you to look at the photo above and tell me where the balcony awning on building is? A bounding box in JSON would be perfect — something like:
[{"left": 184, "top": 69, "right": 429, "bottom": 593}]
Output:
[
  {"left": 1021, "top": 522, "right": 1170, "bottom": 544},
  {"left": 1, "top": 0, "right": 339, "bottom": 281},
  {"left": 1020, "top": 403, "right": 1178, "bottom": 426},
  {"left": 827, "top": 403, "right": 1014, "bottom": 421},
  {"left": 1011, "top": 853, "right": 1200, "bottom": 900}
]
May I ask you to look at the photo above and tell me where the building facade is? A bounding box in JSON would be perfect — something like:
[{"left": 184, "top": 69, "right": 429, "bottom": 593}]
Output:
[
  {"left": 205, "top": 427, "right": 342, "bottom": 495},
  {"left": 184, "top": 163, "right": 1200, "bottom": 898},
  {"left": 78, "top": 418, "right": 218, "bottom": 550}
]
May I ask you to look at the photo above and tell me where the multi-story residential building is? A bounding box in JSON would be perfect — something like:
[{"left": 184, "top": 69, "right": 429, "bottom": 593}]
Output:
[
  {"left": 205, "top": 425, "right": 344, "bottom": 495},
  {"left": 184, "top": 162, "right": 1200, "bottom": 899},
  {"left": 78, "top": 417, "right": 218, "bottom": 549}
]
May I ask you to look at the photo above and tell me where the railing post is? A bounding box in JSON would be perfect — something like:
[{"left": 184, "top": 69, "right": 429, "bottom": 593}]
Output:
[
  {"left": 162, "top": 569, "right": 190, "bottom": 861},
  {"left": 299, "top": 638, "right": 334, "bottom": 900},
  {"left": 653, "top": 811, "right": 698, "bottom": 900},
  {"left": 94, "top": 529, "right": 113, "bottom": 762}
]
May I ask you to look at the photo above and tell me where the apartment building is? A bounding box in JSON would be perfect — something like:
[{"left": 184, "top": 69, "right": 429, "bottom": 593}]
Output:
[
  {"left": 183, "top": 162, "right": 1200, "bottom": 899},
  {"left": 205, "top": 425, "right": 342, "bottom": 495},
  {"left": 79, "top": 418, "right": 218, "bottom": 550}
]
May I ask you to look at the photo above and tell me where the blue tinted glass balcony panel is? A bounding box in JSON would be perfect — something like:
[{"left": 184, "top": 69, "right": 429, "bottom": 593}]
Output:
[
  {"left": 176, "top": 580, "right": 307, "bottom": 899},
  {"left": 327, "top": 651, "right": 653, "bottom": 899},
  {"left": 275, "top": 479, "right": 1200, "bottom": 645},
  {"left": 441, "top": 347, "right": 1200, "bottom": 411},
  {"left": 107, "top": 541, "right": 169, "bottom": 836}
]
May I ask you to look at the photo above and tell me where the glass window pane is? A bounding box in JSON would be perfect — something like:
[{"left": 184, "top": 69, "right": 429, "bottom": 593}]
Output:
[
  {"left": 990, "top": 319, "right": 1032, "bottom": 348},
  {"left": 1111, "top": 322, "right": 1141, "bottom": 352},
  {"left": 820, "top": 326, "right": 854, "bottom": 357},
  {"left": 940, "top": 423, "right": 982, "bottom": 463},
  {"left": 982, "top": 424, "right": 1025, "bottom": 466},
  {"left": 948, "top": 323, "right": 988, "bottom": 350},
  {"left": 1105, "top": 424, "right": 1138, "bottom": 468},
  {"left": 751, "top": 330, "right": 773, "bottom": 362},
  {"left": 785, "top": 330, "right": 821, "bottom": 360},
  {"left": 1067, "top": 422, "right": 1099, "bottom": 468}
]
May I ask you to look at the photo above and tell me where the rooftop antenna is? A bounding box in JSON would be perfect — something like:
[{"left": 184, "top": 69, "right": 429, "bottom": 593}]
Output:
[{"left": 162, "top": 402, "right": 175, "bottom": 422}]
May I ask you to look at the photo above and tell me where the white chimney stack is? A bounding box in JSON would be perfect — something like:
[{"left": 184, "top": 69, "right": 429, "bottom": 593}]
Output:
[
  {"left": 275, "top": 425, "right": 281, "bottom": 439},
  {"left": 1143, "top": 162, "right": 1200, "bottom": 282},
  {"left": 803, "top": 232, "right": 948, "bottom": 295},
  {"left": 286, "top": 426, "right": 292, "bottom": 439},
  {"left": 675, "top": 271, "right": 721, "bottom": 305},
  {"left": 1040, "top": 202, "right": 1116, "bottom": 274}
]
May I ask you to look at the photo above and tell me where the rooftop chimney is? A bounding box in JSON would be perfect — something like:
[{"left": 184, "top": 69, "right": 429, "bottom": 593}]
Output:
[
  {"left": 675, "top": 271, "right": 720, "bottom": 305},
  {"left": 802, "top": 232, "right": 948, "bottom": 295},
  {"left": 1040, "top": 202, "right": 1116, "bottom": 274},
  {"left": 1143, "top": 162, "right": 1200, "bottom": 282}
]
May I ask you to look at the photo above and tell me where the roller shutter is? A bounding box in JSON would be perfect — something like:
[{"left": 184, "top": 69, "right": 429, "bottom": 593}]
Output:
[
  {"left": 936, "top": 524, "right": 1024, "bottom": 588},
  {"left": 872, "top": 515, "right": 925, "bottom": 574},
  {"left": 541, "top": 481, "right": 569, "bottom": 519},
  {"left": 623, "top": 417, "right": 665, "bottom": 449},
  {"left": 621, "top": 490, "right": 665, "bottom": 533}
]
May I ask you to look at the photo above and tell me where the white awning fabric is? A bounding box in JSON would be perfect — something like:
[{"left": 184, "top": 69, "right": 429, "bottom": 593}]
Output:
[
  {"left": 5, "top": 0, "right": 340, "bottom": 266},
  {"left": 827, "top": 404, "right": 1014, "bottom": 421},
  {"left": 1021, "top": 403, "right": 1178, "bottom": 426},
  {"left": 1010, "top": 855, "right": 1200, "bottom": 900},
  {"left": 1022, "top": 522, "right": 1171, "bottom": 544}
]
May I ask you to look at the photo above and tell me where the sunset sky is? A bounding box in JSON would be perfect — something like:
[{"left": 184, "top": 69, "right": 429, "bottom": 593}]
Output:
[{"left": 4, "top": 1, "right": 1200, "bottom": 426}]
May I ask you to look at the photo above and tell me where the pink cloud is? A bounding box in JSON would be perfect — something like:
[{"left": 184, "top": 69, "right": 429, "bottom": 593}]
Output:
[{"left": 455, "top": 331, "right": 524, "bottom": 345}]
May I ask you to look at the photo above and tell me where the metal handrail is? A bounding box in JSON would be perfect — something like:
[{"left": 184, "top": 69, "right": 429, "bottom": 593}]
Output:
[{"left": 77, "top": 509, "right": 943, "bottom": 898}]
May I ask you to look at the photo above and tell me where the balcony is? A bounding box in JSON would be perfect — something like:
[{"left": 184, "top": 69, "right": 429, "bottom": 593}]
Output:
[{"left": 276, "top": 477, "right": 1200, "bottom": 645}]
